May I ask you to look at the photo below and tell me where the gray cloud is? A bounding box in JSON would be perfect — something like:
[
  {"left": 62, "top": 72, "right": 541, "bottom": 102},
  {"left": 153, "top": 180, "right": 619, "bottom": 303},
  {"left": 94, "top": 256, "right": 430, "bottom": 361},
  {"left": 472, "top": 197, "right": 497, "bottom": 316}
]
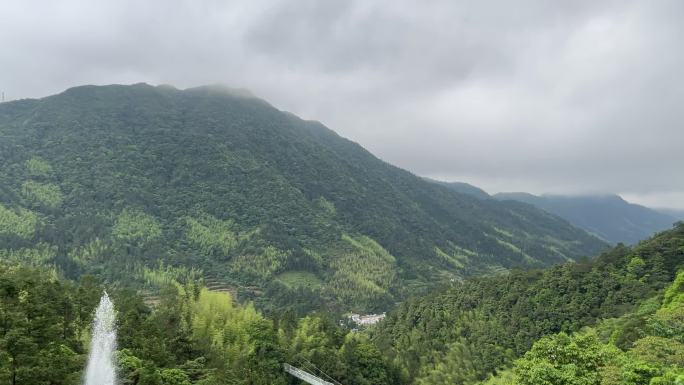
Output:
[{"left": 1, "top": 0, "right": 683, "bottom": 208}]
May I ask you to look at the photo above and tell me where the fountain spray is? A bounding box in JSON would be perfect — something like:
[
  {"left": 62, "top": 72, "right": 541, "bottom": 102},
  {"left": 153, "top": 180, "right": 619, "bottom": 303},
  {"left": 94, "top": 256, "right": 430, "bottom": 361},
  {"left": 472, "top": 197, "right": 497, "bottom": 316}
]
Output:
[{"left": 84, "top": 292, "right": 117, "bottom": 385}]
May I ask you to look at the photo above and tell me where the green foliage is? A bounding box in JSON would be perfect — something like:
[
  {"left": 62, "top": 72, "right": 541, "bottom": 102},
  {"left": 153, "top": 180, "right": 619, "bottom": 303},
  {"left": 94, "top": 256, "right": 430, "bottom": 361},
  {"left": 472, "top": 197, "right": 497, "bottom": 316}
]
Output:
[
  {"left": 190, "top": 288, "right": 260, "bottom": 358},
  {"left": 0, "top": 243, "right": 57, "bottom": 266},
  {"left": 160, "top": 368, "right": 192, "bottom": 385},
  {"left": 287, "top": 315, "right": 398, "bottom": 385},
  {"left": 139, "top": 262, "right": 202, "bottom": 290},
  {"left": 648, "top": 275, "right": 684, "bottom": 343},
  {"left": 417, "top": 340, "right": 480, "bottom": 385},
  {"left": 513, "top": 331, "right": 617, "bottom": 385},
  {"left": 2, "top": 264, "right": 399, "bottom": 385},
  {"left": 631, "top": 336, "right": 684, "bottom": 367},
  {"left": 68, "top": 238, "right": 110, "bottom": 267},
  {"left": 21, "top": 181, "right": 64, "bottom": 208},
  {"left": 474, "top": 243, "right": 684, "bottom": 385},
  {"left": 337, "top": 332, "right": 394, "bottom": 385},
  {"left": 113, "top": 209, "right": 162, "bottom": 244},
  {"left": 327, "top": 234, "right": 397, "bottom": 309},
  {"left": 289, "top": 315, "right": 342, "bottom": 371},
  {"left": 627, "top": 256, "right": 647, "bottom": 279},
  {"left": 117, "top": 348, "right": 143, "bottom": 385},
  {"left": 187, "top": 288, "right": 288, "bottom": 384},
  {"left": 0, "top": 265, "right": 90, "bottom": 385},
  {"left": 434, "top": 246, "right": 467, "bottom": 269},
  {"left": 276, "top": 271, "right": 323, "bottom": 290},
  {"left": 0, "top": 226, "right": 679, "bottom": 385},
  {"left": 480, "top": 370, "right": 515, "bottom": 385},
  {"left": 315, "top": 196, "right": 336, "bottom": 216},
  {"left": 374, "top": 224, "right": 684, "bottom": 384},
  {"left": 25, "top": 157, "right": 54, "bottom": 177},
  {"left": 229, "top": 246, "right": 291, "bottom": 281},
  {"left": 663, "top": 271, "right": 684, "bottom": 307},
  {"left": 482, "top": 290, "right": 684, "bottom": 385},
  {"left": 0, "top": 204, "right": 38, "bottom": 239},
  {"left": 185, "top": 214, "right": 252, "bottom": 257}
]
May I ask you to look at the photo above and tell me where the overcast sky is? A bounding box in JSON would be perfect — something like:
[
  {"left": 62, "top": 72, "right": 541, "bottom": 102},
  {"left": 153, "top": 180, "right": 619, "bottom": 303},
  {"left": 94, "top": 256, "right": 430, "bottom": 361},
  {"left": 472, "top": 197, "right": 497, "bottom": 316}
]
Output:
[{"left": 1, "top": 0, "right": 682, "bottom": 209}]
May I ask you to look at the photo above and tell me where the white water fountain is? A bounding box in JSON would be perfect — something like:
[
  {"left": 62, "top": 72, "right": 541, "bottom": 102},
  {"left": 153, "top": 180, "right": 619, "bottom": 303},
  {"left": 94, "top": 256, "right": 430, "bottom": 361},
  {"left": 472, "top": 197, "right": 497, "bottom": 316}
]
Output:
[{"left": 84, "top": 292, "right": 117, "bottom": 385}]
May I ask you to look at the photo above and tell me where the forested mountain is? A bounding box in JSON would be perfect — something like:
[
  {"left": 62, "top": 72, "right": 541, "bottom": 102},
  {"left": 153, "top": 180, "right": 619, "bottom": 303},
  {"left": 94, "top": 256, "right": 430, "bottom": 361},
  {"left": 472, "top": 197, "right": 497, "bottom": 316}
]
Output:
[
  {"left": 494, "top": 192, "right": 677, "bottom": 245},
  {"left": 0, "top": 83, "right": 607, "bottom": 312},
  {"left": 424, "top": 178, "right": 491, "bottom": 200},
  {"left": 372, "top": 222, "right": 684, "bottom": 384}
]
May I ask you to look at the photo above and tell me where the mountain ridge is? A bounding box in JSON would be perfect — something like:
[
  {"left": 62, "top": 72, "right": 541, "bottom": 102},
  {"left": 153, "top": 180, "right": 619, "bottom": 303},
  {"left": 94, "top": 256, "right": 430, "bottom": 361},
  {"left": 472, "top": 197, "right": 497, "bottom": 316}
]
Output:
[
  {"left": 423, "top": 178, "right": 491, "bottom": 200},
  {"left": 494, "top": 192, "right": 677, "bottom": 244},
  {"left": 0, "top": 83, "right": 607, "bottom": 311}
]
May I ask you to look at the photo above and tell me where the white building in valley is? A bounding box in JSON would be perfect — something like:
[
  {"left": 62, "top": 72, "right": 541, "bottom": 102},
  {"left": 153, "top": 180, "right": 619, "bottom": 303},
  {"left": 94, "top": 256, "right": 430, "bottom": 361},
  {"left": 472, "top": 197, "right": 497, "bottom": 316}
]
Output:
[{"left": 348, "top": 312, "right": 386, "bottom": 326}]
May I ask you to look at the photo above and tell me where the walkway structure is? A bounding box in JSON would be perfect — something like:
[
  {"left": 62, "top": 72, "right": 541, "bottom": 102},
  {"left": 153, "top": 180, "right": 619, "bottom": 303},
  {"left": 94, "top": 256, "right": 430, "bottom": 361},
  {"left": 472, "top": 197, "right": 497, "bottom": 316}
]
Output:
[{"left": 283, "top": 363, "right": 337, "bottom": 385}]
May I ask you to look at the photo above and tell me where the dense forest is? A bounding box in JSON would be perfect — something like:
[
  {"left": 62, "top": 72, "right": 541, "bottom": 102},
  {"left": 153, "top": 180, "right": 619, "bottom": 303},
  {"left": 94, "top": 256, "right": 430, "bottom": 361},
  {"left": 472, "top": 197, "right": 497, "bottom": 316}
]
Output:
[
  {"left": 0, "top": 83, "right": 607, "bottom": 312},
  {"left": 0, "top": 263, "right": 400, "bottom": 385},
  {"left": 1, "top": 223, "right": 681, "bottom": 384},
  {"left": 373, "top": 222, "right": 684, "bottom": 384}
]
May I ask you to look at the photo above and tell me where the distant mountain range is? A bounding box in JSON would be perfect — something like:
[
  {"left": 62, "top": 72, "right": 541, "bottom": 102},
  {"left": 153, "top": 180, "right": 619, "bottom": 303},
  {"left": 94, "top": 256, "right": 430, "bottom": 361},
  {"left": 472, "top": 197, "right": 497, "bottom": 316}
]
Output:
[
  {"left": 0, "top": 83, "right": 608, "bottom": 312},
  {"left": 429, "top": 179, "right": 678, "bottom": 245},
  {"left": 492, "top": 193, "right": 678, "bottom": 244},
  {"left": 657, "top": 208, "right": 684, "bottom": 220}
]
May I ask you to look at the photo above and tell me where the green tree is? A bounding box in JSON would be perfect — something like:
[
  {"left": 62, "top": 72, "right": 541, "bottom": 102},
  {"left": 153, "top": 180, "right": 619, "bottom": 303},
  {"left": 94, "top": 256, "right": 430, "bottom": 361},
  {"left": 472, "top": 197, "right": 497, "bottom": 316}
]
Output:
[
  {"left": 513, "top": 331, "right": 617, "bottom": 385},
  {"left": 337, "top": 332, "right": 393, "bottom": 385}
]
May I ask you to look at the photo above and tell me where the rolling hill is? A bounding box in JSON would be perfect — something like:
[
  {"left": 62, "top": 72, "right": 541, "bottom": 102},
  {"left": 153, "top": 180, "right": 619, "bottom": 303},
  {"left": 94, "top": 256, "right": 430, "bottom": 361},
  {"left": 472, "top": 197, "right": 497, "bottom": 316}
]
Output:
[
  {"left": 0, "top": 83, "right": 607, "bottom": 311},
  {"left": 494, "top": 192, "right": 678, "bottom": 245}
]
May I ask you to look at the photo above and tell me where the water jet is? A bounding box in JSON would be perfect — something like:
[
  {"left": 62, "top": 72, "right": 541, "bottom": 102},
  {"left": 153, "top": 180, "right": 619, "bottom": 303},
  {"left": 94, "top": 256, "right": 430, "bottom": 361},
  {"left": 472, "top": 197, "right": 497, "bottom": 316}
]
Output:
[{"left": 84, "top": 292, "right": 117, "bottom": 385}]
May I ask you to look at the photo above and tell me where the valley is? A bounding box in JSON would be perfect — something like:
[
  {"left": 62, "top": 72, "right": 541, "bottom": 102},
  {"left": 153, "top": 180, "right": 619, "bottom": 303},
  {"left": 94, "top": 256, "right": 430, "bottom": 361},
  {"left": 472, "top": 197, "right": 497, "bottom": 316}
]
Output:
[
  {"left": 3, "top": 2, "right": 683, "bottom": 384},
  {"left": 0, "top": 84, "right": 681, "bottom": 385}
]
